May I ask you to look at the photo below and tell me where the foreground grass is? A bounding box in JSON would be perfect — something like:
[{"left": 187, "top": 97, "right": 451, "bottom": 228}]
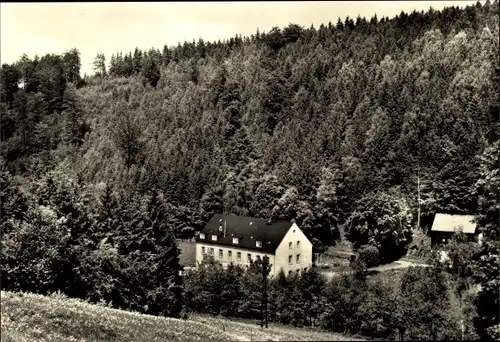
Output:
[
  {"left": 1, "top": 291, "right": 231, "bottom": 342},
  {"left": 1, "top": 291, "right": 364, "bottom": 341}
]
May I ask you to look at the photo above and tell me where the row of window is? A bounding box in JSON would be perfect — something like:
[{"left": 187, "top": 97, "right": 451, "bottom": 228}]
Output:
[
  {"left": 289, "top": 241, "right": 300, "bottom": 249},
  {"left": 201, "top": 246, "right": 301, "bottom": 265},
  {"left": 201, "top": 246, "right": 268, "bottom": 263},
  {"left": 198, "top": 233, "right": 263, "bottom": 248}
]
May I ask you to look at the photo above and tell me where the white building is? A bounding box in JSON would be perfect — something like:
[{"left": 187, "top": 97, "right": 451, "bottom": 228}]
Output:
[{"left": 195, "top": 214, "right": 313, "bottom": 277}]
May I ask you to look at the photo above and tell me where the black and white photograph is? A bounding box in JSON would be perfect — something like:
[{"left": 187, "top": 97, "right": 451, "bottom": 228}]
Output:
[{"left": 1, "top": 1, "right": 499, "bottom": 341}]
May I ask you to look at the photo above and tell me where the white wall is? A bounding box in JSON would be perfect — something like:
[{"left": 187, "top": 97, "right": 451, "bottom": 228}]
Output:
[
  {"left": 195, "top": 242, "right": 275, "bottom": 273},
  {"left": 274, "top": 223, "right": 313, "bottom": 276}
]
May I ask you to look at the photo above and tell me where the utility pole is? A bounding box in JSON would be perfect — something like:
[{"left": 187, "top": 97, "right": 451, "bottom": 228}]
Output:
[
  {"left": 262, "top": 255, "right": 269, "bottom": 329},
  {"left": 417, "top": 169, "right": 421, "bottom": 230}
]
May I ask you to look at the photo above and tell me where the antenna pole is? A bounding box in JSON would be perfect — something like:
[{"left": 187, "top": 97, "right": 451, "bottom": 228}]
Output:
[{"left": 417, "top": 169, "right": 421, "bottom": 230}]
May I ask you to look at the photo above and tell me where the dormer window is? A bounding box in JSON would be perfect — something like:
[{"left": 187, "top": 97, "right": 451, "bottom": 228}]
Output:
[
  {"left": 199, "top": 233, "right": 205, "bottom": 239},
  {"left": 219, "top": 225, "right": 223, "bottom": 232},
  {"left": 233, "top": 237, "right": 239, "bottom": 244},
  {"left": 256, "top": 241, "right": 262, "bottom": 248},
  {"left": 212, "top": 235, "right": 217, "bottom": 241}
]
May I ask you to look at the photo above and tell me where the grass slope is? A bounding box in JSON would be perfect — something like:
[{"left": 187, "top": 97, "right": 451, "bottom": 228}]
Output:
[{"left": 1, "top": 291, "right": 364, "bottom": 341}]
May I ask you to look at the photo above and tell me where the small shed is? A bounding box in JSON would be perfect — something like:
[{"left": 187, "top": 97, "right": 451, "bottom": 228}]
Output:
[
  {"left": 312, "top": 246, "right": 324, "bottom": 266},
  {"left": 178, "top": 240, "right": 196, "bottom": 275},
  {"left": 430, "top": 214, "right": 478, "bottom": 246}
]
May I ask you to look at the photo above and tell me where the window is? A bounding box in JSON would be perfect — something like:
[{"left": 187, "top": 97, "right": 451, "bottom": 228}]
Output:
[
  {"left": 288, "top": 255, "right": 293, "bottom": 265},
  {"left": 233, "top": 237, "right": 239, "bottom": 244},
  {"left": 237, "top": 252, "right": 241, "bottom": 261},
  {"left": 228, "top": 250, "right": 232, "bottom": 259},
  {"left": 201, "top": 246, "right": 206, "bottom": 259},
  {"left": 219, "top": 249, "right": 223, "bottom": 259},
  {"left": 212, "top": 235, "right": 217, "bottom": 241},
  {"left": 247, "top": 253, "right": 252, "bottom": 262},
  {"left": 289, "top": 242, "right": 292, "bottom": 249},
  {"left": 288, "top": 270, "right": 292, "bottom": 276},
  {"left": 296, "top": 254, "right": 301, "bottom": 263},
  {"left": 199, "top": 233, "right": 205, "bottom": 239},
  {"left": 256, "top": 255, "right": 261, "bottom": 261},
  {"left": 256, "top": 240, "right": 262, "bottom": 248},
  {"left": 209, "top": 247, "right": 214, "bottom": 255},
  {"left": 297, "top": 240, "right": 300, "bottom": 248}
]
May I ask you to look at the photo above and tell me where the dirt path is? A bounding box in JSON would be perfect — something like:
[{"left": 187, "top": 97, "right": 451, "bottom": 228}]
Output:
[
  {"left": 319, "top": 258, "right": 430, "bottom": 279},
  {"left": 370, "top": 259, "right": 430, "bottom": 272}
]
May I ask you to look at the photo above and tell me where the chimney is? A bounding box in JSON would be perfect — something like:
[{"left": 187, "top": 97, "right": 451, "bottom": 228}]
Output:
[{"left": 224, "top": 219, "right": 227, "bottom": 238}]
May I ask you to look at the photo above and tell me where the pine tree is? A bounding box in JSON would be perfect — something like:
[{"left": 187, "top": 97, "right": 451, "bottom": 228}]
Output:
[
  {"left": 63, "top": 48, "right": 81, "bottom": 84},
  {"left": 61, "top": 83, "right": 85, "bottom": 146},
  {"left": 133, "top": 47, "right": 143, "bottom": 74},
  {"left": 141, "top": 56, "right": 161, "bottom": 88},
  {"left": 109, "top": 101, "right": 144, "bottom": 169},
  {"left": 471, "top": 140, "right": 500, "bottom": 339},
  {"left": 92, "top": 52, "right": 106, "bottom": 77}
]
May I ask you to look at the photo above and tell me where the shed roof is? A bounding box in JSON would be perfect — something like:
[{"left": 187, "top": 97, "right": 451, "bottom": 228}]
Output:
[
  {"left": 431, "top": 214, "right": 477, "bottom": 234},
  {"left": 196, "top": 214, "right": 294, "bottom": 254}
]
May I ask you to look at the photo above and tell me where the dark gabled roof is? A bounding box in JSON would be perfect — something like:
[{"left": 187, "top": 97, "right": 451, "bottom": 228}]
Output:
[{"left": 196, "top": 214, "right": 293, "bottom": 254}]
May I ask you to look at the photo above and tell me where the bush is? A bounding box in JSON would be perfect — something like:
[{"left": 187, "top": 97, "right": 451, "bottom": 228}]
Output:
[
  {"left": 406, "top": 228, "right": 432, "bottom": 261},
  {"left": 357, "top": 244, "right": 380, "bottom": 268}
]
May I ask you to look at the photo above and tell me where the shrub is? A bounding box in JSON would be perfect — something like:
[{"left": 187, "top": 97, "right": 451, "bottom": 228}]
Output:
[{"left": 357, "top": 244, "right": 380, "bottom": 268}]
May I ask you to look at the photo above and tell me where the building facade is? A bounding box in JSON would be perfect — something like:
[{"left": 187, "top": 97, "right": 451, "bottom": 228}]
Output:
[{"left": 195, "top": 214, "right": 313, "bottom": 277}]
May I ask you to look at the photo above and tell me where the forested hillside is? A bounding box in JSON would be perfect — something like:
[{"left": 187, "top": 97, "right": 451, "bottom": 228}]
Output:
[{"left": 1, "top": 1, "right": 499, "bottom": 340}]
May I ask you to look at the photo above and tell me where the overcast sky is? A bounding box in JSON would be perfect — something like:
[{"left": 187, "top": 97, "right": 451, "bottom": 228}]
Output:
[{"left": 1, "top": 1, "right": 479, "bottom": 76}]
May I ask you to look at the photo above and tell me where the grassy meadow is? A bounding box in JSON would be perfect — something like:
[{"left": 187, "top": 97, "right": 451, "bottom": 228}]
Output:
[{"left": 1, "top": 291, "right": 364, "bottom": 341}]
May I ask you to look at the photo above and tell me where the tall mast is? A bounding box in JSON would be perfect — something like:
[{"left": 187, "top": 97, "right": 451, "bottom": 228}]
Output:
[{"left": 417, "top": 169, "right": 421, "bottom": 230}]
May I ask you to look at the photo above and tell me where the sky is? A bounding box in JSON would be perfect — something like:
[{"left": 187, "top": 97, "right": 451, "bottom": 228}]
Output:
[{"left": 1, "top": 1, "right": 480, "bottom": 76}]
